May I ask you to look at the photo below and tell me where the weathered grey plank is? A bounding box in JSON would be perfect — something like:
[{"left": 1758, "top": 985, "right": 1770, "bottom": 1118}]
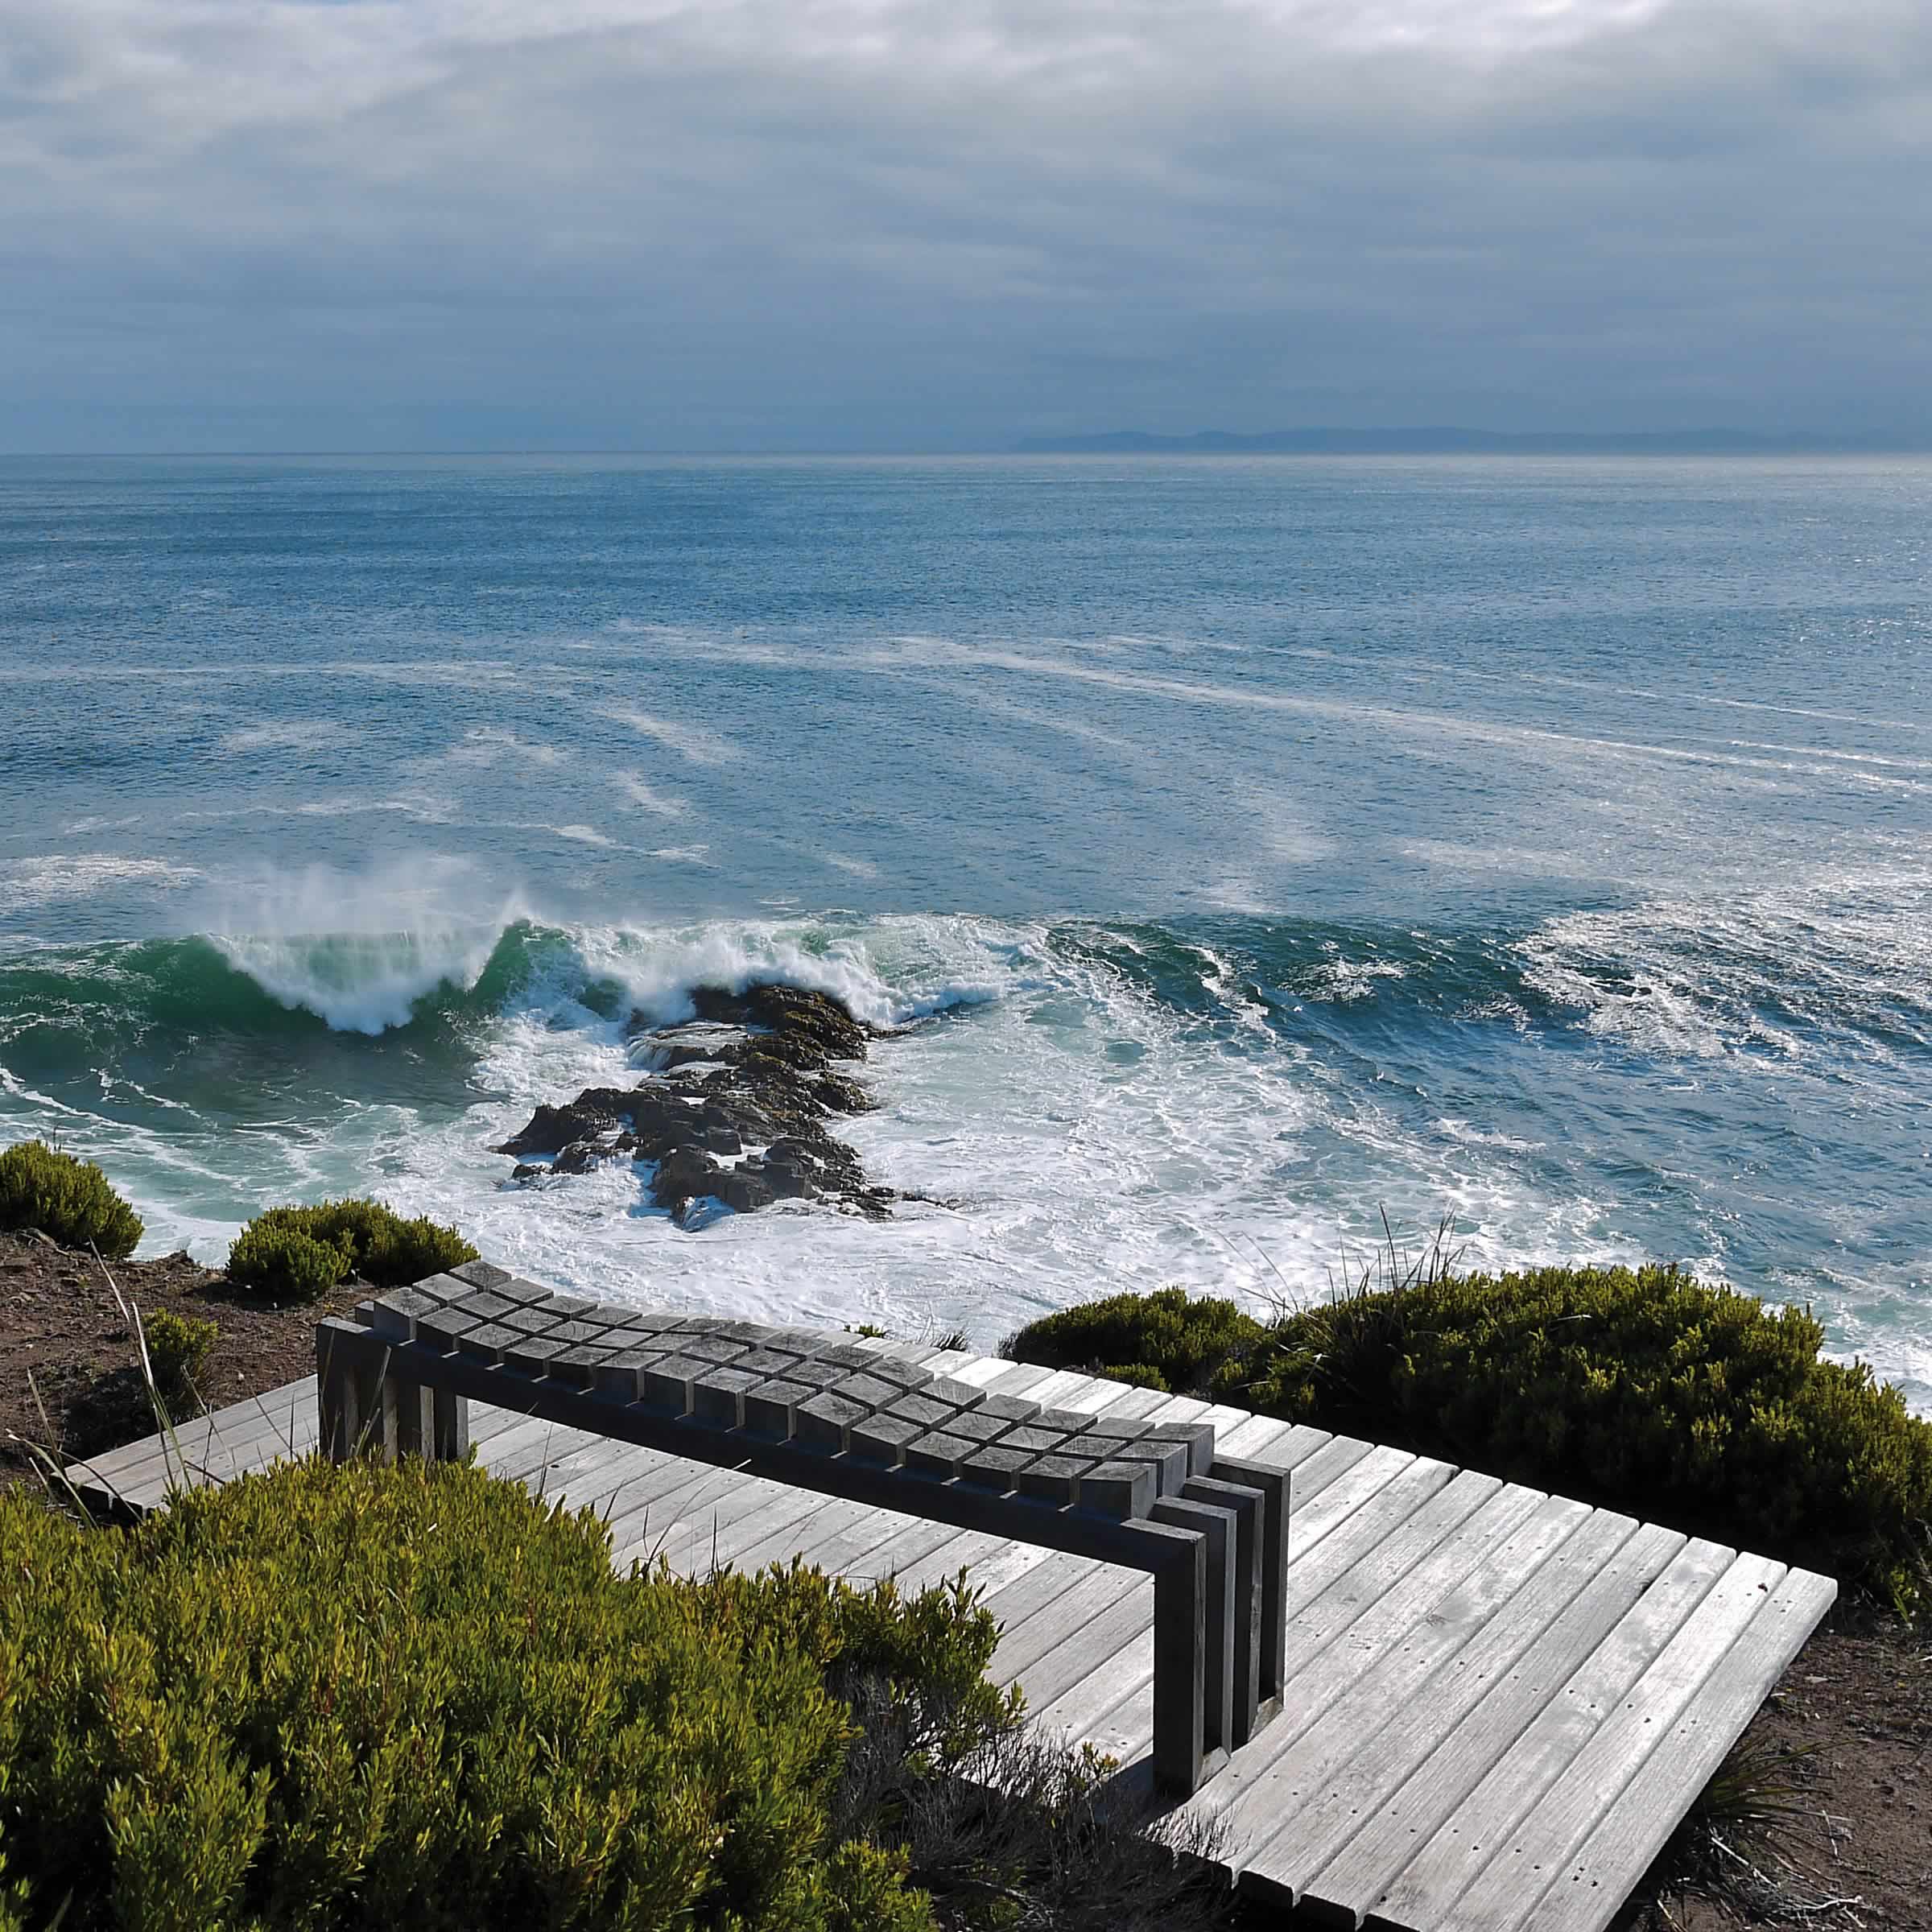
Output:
[
  {"left": 889, "top": 1522, "right": 1065, "bottom": 1601},
  {"left": 1286, "top": 1455, "right": 1468, "bottom": 1613},
  {"left": 1205, "top": 1480, "right": 1541, "bottom": 1826},
  {"left": 1275, "top": 1511, "right": 1664, "bottom": 1924},
  {"left": 1315, "top": 1525, "right": 1719, "bottom": 1929},
  {"left": 1435, "top": 1550, "right": 1790, "bottom": 1932},
  {"left": 1368, "top": 1538, "right": 1761, "bottom": 1932},
  {"left": 1516, "top": 1565, "right": 1837, "bottom": 1932},
  {"left": 1286, "top": 1439, "right": 1415, "bottom": 1536},
  {"left": 1226, "top": 1492, "right": 1593, "bottom": 1897},
  {"left": 1010, "top": 1571, "right": 1154, "bottom": 1711}
]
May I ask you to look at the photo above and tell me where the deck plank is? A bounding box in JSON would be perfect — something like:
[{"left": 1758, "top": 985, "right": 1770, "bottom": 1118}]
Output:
[
  {"left": 1364, "top": 1538, "right": 1747, "bottom": 1932},
  {"left": 1434, "top": 1550, "right": 1789, "bottom": 1932},
  {"left": 1516, "top": 1567, "right": 1839, "bottom": 1932}
]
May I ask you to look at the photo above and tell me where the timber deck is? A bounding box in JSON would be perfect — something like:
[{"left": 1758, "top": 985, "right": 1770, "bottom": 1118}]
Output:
[{"left": 64, "top": 1333, "right": 1835, "bottom": 1931}]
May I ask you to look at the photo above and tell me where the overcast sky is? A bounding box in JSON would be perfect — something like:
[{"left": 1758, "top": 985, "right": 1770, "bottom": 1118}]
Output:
[{"left": 3, "top": 0, "right": 1928, "bottom": 451}]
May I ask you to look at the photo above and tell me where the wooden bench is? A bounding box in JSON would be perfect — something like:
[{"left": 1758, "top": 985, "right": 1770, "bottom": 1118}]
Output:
[{"left": 316, "top": 1260, "right": 1290, "bottom": 1796}]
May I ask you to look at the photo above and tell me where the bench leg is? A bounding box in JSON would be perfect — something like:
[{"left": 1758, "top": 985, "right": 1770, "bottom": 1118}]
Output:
[
  {"left": 1149, "top": 1525, "right": 1208, "bottom": 1797},
  {"left": 1183, "top": 1475, "right": 1265, "bottom": 1744},
  {"left": 316, "top": 1319, "right": 383, "bottom": 1462},
  {"left": 1152, "top": 1495, "right": 1237, "bottom": 1757},
  {"left": 1213, "top": 1456, "right": 1290, "bottom": 1705}
]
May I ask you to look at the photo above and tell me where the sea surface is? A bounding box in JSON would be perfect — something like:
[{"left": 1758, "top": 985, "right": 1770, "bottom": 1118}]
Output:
[{"left": 2, "top": 453, "right": 1929, "bottom": 1403}]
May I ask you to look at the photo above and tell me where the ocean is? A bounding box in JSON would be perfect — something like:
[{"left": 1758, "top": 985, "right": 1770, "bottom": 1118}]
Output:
[{"left": 2, "top": 452, "right": 1928, "bottom": 1405}]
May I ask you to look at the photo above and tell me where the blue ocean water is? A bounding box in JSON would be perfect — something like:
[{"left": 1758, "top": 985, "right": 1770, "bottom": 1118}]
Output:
[{"left": 2, "top": 454, "right": 1929, "bottom": 1400}]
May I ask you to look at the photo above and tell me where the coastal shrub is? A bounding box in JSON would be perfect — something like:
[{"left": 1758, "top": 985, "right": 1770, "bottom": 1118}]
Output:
[
  {"left": 225, "top": 1197, "right": 477, "bottom": 1302},
  {"left": 1009, "top": 1264, "right": 1932, "bottom": 1612},
  {"left": 0, "top": 1457, "right": 978, "bottom": 1930},
  {"left": 1003, "top": 1286, "right": 1265, "bottom": 1401},
  {"left": 142, "top": 1307, "right": 218, "bottom": 1415},
  {"left": 0, "top": 1139, "right": 142, "bottom": 1259}
]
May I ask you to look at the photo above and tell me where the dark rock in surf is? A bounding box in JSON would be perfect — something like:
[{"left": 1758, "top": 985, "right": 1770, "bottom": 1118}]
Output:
[{"left": 494, "top": 980, "right": 894, "bottom": 1227}]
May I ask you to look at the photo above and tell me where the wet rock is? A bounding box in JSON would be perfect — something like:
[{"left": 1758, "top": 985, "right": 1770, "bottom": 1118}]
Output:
[
  {"left": 510, "top": 1162, "right": 546, "bottom": 1183},
  {"left": 500, "top": 979, "right": 894, "bottom": 1227},
  {"left": 650, "top": 1145, "right": 722, "bottom": 1213},
  {"left": 717, "top": 1168, "right": 777, "bottom": 1214},
  {"left": 495, "top": 1088, "right": 633, "bottom": 1156}
]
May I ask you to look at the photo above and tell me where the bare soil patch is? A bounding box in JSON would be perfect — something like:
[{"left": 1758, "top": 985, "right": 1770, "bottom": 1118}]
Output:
[{"left": 0, "top": 1228, "right": 365, "bottom": 1489}]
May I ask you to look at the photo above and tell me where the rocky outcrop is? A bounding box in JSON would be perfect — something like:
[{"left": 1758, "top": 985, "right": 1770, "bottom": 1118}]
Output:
[{"left": 493, "top": 983, "right": 892, "bottom": 1227}]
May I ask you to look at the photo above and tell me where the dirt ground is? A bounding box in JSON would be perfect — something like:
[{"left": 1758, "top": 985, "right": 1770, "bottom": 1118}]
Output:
[
  {"left": 2, "top": 1228, "right": 1926, "bottom": 1930},
  {"left": 0, "top": 1228, "right": 365, "bottom": 1487}
]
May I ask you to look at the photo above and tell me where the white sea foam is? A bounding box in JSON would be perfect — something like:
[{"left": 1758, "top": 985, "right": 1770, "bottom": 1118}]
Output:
[
  {"left": 617, "top": 772, "right": 691, "bottom": 816},
  {"left": 221, "top": 720, "right": 362, "bottom": 754},
  {"left": 605, "top": 707, "right": 745, "bottom": 766},
  {"left": 0, "top": 855, "right": 199, "bottom": 910}
]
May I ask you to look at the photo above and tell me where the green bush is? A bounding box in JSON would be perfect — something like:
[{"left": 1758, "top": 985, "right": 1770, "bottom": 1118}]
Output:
[
  {"left": 0, "top": 1140, "right": 142, "bottom": 1259},
  {"left": 143, "top": 1307, "right": 218, "bottom": 1416},
  {"left": 1008, "top": 1264, "right": 1932, "bottom": 1613},
  {"left": 225, "top": 1198, "right": 477, "bottom": 1302},
  {"left": 0, "top": 1458, "right": 993, "bottom": 1930},
  {"left": 1003, "top": 1287, "right": 1265, "bottom": 1402}
]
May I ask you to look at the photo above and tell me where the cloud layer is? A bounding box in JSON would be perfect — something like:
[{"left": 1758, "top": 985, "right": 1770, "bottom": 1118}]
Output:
[{"left": 4, "top": 0, "right": 1928, "bottom": 448}]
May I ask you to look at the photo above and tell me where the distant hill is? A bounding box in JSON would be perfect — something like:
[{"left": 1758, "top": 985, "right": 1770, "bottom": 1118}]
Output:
[{"left": 1013, "top": 427, "right": 1924, "bottom": 456}]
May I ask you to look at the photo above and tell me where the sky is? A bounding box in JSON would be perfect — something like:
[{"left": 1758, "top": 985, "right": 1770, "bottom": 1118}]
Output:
[{"left": 2, "top": 0, "right": 1929, "bottom": 452}]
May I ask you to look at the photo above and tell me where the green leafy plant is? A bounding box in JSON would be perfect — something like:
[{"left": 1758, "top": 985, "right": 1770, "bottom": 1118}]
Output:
[
  {"left": 1003, "top": 1286, "right": 1265, "bottom": 1402},
  {"left": 0, "top": 1139, "right": 142, "bottom": 1258},
  {"left": 225, "top": 1198, "right": 477, "bottom": 1303},
  {"left": 142, "top": 1307, "right": 219, "bottom": 1417},
  {"left": 1008, "top": 1259, "right": 1932, "bottom": 1614},
  {"left": 0, "top": 1457, "right": 992, "bottom": 1930}
]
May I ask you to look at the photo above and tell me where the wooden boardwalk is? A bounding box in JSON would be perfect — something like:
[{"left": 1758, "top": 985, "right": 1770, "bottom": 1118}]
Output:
[{"left": 67, "top": 1335, "right": 1835, "bottom": 1932}]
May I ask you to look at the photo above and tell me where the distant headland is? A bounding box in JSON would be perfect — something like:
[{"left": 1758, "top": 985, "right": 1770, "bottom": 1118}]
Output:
[{"left": 1014, "top": 426, "right": 1928, "bottom": 456}]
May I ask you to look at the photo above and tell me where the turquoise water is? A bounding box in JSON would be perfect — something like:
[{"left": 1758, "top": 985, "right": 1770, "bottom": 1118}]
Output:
[{"left": 3, "top": 454, "right": 1929, "bottom": 1398}]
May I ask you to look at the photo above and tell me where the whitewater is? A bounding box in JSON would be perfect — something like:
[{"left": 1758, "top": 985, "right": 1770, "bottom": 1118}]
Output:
[{"left": 3, "top": 453, "right": 1930, "bottom": 1406}]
